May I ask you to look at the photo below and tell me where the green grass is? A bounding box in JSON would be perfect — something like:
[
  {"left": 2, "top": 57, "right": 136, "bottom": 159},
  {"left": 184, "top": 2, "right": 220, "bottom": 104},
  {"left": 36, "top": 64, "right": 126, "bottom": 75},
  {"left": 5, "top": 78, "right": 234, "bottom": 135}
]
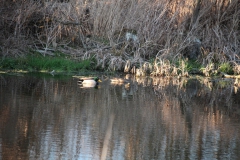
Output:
[
  {"left": 175, "top": 59, "right": 202, "bottom": 72},
  {"left": 184, "top": 60, "right": 202, "bottom": 72},
  {"left": 0, "top": 55, "right": 94, "bottom": 72},
  {"left": 218, "top": 62, "right": 234, "bottom": 74}
]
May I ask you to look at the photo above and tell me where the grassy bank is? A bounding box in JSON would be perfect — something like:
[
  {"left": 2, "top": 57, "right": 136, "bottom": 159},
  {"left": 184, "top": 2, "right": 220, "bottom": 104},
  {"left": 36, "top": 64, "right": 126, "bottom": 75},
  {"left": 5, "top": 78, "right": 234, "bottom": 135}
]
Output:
[
  {"left": 0, "top": 54, "right": 93, "bottom": 73},
  {"left": 0, "top": 53, "right": 235, "bottom": 78}
]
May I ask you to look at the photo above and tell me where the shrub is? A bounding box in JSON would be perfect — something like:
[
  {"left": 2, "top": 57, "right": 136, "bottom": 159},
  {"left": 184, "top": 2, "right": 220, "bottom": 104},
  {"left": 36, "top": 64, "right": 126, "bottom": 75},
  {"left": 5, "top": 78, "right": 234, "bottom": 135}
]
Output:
[{"left": 218, "top": 63, "right": 234, "bottom": 74}]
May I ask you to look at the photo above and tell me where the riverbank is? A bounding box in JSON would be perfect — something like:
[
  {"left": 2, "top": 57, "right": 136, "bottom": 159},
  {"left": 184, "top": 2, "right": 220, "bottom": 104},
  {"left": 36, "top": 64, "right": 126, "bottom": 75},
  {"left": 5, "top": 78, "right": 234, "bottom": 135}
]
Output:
[
  {"left": 0, "top": 0, "right": 239, "bottom": 78},
  {"left": 0, "top": 53, "right": 93, "bottom": 73},
  {"left": 0, "top": 50, "right": 236, "bottom": 78}
]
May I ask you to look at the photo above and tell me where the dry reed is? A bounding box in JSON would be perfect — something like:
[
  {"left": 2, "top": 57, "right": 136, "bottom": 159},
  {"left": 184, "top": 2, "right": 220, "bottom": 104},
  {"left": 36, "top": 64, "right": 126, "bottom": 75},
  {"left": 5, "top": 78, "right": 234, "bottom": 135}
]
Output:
[{"left": 0, "top": 0, "right": 239, "bottom": 74}]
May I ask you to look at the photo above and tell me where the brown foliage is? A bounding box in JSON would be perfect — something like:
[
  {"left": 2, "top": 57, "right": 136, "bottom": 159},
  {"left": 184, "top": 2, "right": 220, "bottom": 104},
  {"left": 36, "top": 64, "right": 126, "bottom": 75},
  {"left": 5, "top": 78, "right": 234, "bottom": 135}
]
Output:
[{"left": 0, "top": 0, "right": 239, "bottom": 71}]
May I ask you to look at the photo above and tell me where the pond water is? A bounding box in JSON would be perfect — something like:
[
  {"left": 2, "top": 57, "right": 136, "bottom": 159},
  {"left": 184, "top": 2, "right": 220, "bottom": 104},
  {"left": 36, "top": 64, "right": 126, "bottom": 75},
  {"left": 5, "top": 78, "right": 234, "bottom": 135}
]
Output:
[{"left": 0, "top": 73, "right": 240, "bottom": 160}]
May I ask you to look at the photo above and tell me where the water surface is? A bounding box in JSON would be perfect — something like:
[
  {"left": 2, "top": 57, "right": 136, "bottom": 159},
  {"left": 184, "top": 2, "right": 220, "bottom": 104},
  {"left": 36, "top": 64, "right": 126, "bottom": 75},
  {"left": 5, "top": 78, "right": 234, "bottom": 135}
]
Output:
[{"left": 0, "top": 74, "right": 240, "bottom": 160}]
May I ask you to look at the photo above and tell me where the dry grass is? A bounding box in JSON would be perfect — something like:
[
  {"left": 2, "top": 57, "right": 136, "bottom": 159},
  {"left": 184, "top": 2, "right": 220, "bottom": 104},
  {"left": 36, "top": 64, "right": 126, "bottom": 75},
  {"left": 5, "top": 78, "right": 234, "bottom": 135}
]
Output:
[{"left": 0, "top": 0, "right": 239, "bottom": 74}]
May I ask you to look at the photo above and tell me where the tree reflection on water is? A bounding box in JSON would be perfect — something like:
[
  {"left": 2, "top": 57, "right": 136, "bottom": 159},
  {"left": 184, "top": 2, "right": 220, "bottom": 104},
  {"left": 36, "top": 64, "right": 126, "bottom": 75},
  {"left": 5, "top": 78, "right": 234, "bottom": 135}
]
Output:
[{"left": 0, "top": 74, "right": 240, "bottom": 159}]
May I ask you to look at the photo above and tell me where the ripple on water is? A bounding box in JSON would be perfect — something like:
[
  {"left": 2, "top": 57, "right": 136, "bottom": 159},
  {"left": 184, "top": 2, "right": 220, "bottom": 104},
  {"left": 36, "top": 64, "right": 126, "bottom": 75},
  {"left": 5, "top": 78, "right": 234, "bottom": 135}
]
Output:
[{"left": 1, "top": 75, "right": 240, "bottom": 159}]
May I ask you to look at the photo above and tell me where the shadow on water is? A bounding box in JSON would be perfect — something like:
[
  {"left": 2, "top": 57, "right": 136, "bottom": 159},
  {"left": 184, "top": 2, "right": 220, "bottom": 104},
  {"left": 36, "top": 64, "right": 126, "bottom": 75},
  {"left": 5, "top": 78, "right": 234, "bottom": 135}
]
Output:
[{"left": 0, "top": 73, "right": 240, "bottom": 159}]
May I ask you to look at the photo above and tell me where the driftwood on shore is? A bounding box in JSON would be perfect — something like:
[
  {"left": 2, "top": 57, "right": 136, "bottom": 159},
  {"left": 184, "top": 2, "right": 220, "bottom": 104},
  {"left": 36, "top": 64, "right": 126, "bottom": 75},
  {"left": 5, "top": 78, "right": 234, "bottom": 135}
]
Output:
[{"left": 221, "top": 72, "right": 240, "bottom": 79}]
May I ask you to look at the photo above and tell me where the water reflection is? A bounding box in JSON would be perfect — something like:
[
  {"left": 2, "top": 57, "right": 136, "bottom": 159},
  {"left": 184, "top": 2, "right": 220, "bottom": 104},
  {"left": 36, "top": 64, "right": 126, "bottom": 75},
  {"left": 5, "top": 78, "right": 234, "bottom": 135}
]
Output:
[{"left": 0, "top": 74, "right": 240, "bottom": 160}]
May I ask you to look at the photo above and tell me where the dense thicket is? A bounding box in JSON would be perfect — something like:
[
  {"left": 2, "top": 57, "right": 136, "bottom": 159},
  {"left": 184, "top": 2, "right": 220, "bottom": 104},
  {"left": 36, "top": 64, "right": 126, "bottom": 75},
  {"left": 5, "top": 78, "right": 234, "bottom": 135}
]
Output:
[{"left": 0, "top": 0, "right": 239, "bottom": 74}]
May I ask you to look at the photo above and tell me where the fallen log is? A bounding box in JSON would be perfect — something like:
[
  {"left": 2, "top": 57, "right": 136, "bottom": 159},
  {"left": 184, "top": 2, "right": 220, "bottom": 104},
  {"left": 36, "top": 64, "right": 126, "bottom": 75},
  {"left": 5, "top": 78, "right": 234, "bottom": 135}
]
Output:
[{"left": 221, "top": 72, "right": 240, "bottom": 79}]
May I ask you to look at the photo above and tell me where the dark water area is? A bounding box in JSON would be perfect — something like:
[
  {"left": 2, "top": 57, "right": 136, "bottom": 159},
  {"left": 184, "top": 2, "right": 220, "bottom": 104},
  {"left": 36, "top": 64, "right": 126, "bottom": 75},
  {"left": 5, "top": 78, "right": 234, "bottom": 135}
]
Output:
[{"left": 0, "top": 73, "right": 240, "bottom": 160}]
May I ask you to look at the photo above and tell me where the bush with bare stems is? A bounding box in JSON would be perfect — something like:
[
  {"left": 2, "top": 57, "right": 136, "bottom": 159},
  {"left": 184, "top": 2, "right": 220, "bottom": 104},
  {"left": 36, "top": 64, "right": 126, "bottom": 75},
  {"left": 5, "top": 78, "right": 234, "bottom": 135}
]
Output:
[{"left": 0, "top": 0, "right": 239, "bottom": 76}]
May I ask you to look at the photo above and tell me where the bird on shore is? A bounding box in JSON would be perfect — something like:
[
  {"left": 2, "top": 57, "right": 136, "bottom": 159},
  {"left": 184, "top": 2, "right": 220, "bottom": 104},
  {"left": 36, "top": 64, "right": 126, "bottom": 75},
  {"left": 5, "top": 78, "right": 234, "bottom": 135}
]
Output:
[
  {"left": 77, "top": 77, "right": 101, "bottom": 88},
  {"left": 50, "top": 70, "right": 55, "bottom": 76}
]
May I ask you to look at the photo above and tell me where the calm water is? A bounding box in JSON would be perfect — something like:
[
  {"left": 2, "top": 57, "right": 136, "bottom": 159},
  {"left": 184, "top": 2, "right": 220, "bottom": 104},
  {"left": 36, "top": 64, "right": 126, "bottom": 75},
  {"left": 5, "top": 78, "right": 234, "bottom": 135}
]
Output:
[{"left": 0, "top": 73, "right": 240, "bottom": 160}]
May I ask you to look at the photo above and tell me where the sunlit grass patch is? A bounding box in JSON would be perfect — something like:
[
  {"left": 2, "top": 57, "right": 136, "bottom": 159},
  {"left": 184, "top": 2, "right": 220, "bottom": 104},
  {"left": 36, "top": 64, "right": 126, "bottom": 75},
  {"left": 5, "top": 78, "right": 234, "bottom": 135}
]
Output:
[
  {"left": 0, "top": 55, "right": 94, "bottom": 72},
  {"left": 218, "top": 62, "right": 234, "bottom": 75}
]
